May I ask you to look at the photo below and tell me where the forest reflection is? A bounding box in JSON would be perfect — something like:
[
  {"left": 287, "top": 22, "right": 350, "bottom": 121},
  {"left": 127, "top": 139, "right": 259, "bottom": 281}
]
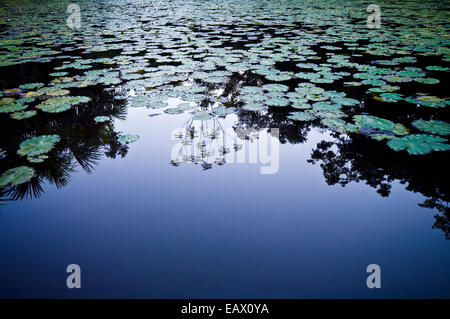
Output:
[{"left": 0, "top": 64, "right": 448, "bottom": 240}]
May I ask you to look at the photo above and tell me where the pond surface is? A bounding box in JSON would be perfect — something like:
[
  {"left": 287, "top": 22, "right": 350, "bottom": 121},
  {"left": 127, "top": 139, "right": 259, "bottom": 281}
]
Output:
[{"left": 0, "top": 0, "right": 449, "bottom": 298}]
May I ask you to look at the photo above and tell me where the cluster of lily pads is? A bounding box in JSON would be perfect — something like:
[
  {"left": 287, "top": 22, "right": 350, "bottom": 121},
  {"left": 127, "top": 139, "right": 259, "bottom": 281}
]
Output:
[
  {"left": 0, "top": 82, "right": 92, "bottom": 118},
  {"left": 0, "top": 134, "right": 61, "bottom": 188}
]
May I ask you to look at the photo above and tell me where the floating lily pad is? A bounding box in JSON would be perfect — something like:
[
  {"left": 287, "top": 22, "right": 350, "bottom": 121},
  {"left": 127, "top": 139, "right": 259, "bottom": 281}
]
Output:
[
  {"left": 118, "top": 134, "right": 139, "bottom": 145},
  {"left": 392, "top": 123, "right": 410, "bottom": 136},
  {"left": 10, "top": 110, "right": 37, "bottom": 120},
  {"left": 212, "top": 106, "right": 236, "bottom": 116},
  {"left": 288, "top": 111, "right": 315, "bottom": 121},
  {"left": 387, "top": 134, "right": 450, "bottom": 155},
  {"left": 353, "top": 115, "right": 395, "bottom": 131},
  {"left": 164, "top": 108, "right": 184, "bottom": 115},
  {"left": 412, "top": 120, "right": 450, "bottom": 136},
  {"left": 405, "top": 95, "right": 447, "bottom": 108},
  {"left": 266, "top": 97, "right": 290, "bottom": 107},
  {"left": 0, "top": 103, "right": 28, "bottom": 113},
  {"left": 242, "top": 104, "right": 268, "bottom": 111},
  {"left": 265, "top": 73, "right": 291, "bottom": 81},
  {"left": 28, "top": 155, "right": 49, "bottom": 163},
  {"left": 192, "top": 112, "right": 213, "bottom": 121},
  {"left": 426, "top": 66, "right": 449, "bottom": 71},
  {"left": 415, "top": 77, "right": 440, "bottom": 84},
  {"left": 36, "top": 96, "right": 91, "bottom": 113},
  {"left": 17, "top": 135, "right": 60, "bottom": 160},
  {"left": 94, "top": 116, "right": 110, "bottom": 123},
  {"left": 0, "top": 166, "right": 35, "bottom": 188},
  {"left": 19, "top": 83, "right": 44, "bottom": 90},
  {"left": 376, "top": 93, "right": 404, "bottom": 103},
  {"left": 50, "top": 72, "right": 68, "bottom": 77}
]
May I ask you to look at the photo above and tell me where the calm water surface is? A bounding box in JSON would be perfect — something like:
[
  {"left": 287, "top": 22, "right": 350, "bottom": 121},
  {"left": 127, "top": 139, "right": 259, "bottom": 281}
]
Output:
[{"left": 0, "top": 0, "right": 449, "bottom": 298}]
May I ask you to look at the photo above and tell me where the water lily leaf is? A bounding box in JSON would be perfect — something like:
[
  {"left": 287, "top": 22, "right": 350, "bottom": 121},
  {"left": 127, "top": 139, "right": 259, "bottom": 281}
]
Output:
[
  {"left": 426, "top": 66, "right": 449, "bottom": 71},
  {"left": 28, "top": 155, "right": 49, "bottom": 163},
  {"left": 212, "top": 106, "right": 236, "bottom": 116},
  {"left": 262, "top": 84, "right": 289, "bottom": 92},
  {"left": 118, "top": 134, "right": 139, "bottom": 145},
  {"left": 0, "top": 103, "right": 28, "bottom": 113},
  {"left": 0, "top": 166, "right": 35, "bottom": 188},
  {"left": 242, "top": 104, "right": 268, "bottom": 111},
  {"left": 265, "top": 73, "right": 291, "bottom": 81},
  {"left": 164, "top": 108, "right": 184, "bottom": 115},
  {"left": 414, "top": 77, "right": 440, "bottom": 84},
  {"left": 192, "top": 112, "right": 213, "bottom": 121},
  {"left": 50, "top": 72, "right": 69, "bottom": 77},
  {"left": 387, "top": 134, "right": 450, "bottom": 155},
  {"left": 405, "top": 95, "right": 447, "bottom": 108},
  {"left": 353, "top": 115, "right": 395, "bottom": 131},
  {"left": 331, "top": 97, "right": 359, "bottom": 106},
  {"left": 392, "top": 123, "right": 410, "bottom": 135},
  {"left": 36, "top": 96, "right": 91, "bottom": 113},
  {"left": 266, "top": 97, "right": 290, "bottom": 107},
  {"left": 0, "top": 97, "right": 15, "bottom": 106},
  {"left": 19, "top": 83, "right": 44, "bottom": 90},
  {"left": 94, "top": 116, "right": 110, "bottom": 123},
  {"left": 376, "top": 93, "right": 404, "bottom": 103},
  {"left": 372, "top": 134, "right": 396, "bottom": 141},
  {"left": 312, "top": 102, "right": 342, "bottom": 111},
  {"left": 288, "top": 111, "right": 315, "bottom": 121},
  {"left": 10, "top": 110, "right": 37, "bottom": 120},
  {"left": 17, "top": 135, "right": 60, "bottom": 160},
  {"left": 382, "top": 75, "right": 413, "bottom": 83},
  {"left": 412, "top": 120, "right": 450, "bottom": 135},
  {"left": 321, "top": 118, "right": 357, "bottom": 133}
]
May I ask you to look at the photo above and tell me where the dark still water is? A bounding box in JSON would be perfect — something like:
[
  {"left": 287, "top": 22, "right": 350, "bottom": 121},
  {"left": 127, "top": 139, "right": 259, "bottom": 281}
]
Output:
[{"left": 0, "top": 0, "right": 449, "bottom": 298}]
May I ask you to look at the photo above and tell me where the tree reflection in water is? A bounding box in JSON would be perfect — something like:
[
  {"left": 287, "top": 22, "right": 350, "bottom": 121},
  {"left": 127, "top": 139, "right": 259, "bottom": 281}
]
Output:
[
  {"left": 0, "top": 64, "right": 448, "bottom": 239},
  {"left": 0, "top": 87, "right": 129, "bottom": 200}
]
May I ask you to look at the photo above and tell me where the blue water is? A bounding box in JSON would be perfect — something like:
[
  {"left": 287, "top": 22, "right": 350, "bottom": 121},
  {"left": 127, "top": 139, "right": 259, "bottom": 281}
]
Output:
[{"left": 1, "top": 109, "right": 448, "bottom": 298}]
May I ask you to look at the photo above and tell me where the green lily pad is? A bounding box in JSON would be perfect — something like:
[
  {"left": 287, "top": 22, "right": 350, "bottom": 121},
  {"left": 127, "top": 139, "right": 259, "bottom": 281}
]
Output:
[
  {"left": 242, "top": 104, "right": 268, "bottom": 111},
  {"left": 353, "top": 115, "right": 395, "bottom": 131},
  {"left": 19, "top": 83, "right": 44, "bottom": 90},
  {"left": 0, "top": 166, "right": 35, "bottom": 188},
  {"left": 164, "top": 108, "right": 184, "bottom": 115},
  {"left": 312, "top": 102, "right": 342, "bottom": 111},
  {"left": 192, "top": 112, "right": 213, "bottom": 121},
  {"left": 50, "top": 72, "right": 68, "bottom": 77},
  {"left": 412, "top": 120, "right": 450, "bottom": 135},
  {"left": 118, "top": 134, "right": 139, "bottom": 145},
  {"left": 10, "top": 110, "right": 37, "bottom": 120},
  {"left": 17, "top": 135, "right": 60, "bottom": 159},
  {"left": 36, "top": 96, "right": 91, "bottom": 113},
  {"left": 212, "top": 106, "right": 236, "bottom": 116},
  {"left": 387, "top": 134, "right": 450, "bottom": 155},
  {"left": 426, "top": 66, "right": 449, "bottom": 71},
  {"left": 405, "top": 95, "right": 447, "bottom": 108},
  {"left": 0, "top": 103, "right": 28, "bottom": 113},
  {"left": 265, "top": 73, "right": 291, "bottom": 81},
  {"left": 392, "top": 123, "right": 410, "bottom": 135},
  {"left": 266, "top": 97, "right": 290, "bottom": 107},
  {"left": 415, "top": 77, "right": 440, "bottom": 84},
  {"left": 28, "top": 155, "right": 49, "bottom": 163},
  {"left": 94, "top": 116, "right": 110, "bottom": 123},
  {"left": 288, "top": 111, "right": 315, "bottom": 121}
]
